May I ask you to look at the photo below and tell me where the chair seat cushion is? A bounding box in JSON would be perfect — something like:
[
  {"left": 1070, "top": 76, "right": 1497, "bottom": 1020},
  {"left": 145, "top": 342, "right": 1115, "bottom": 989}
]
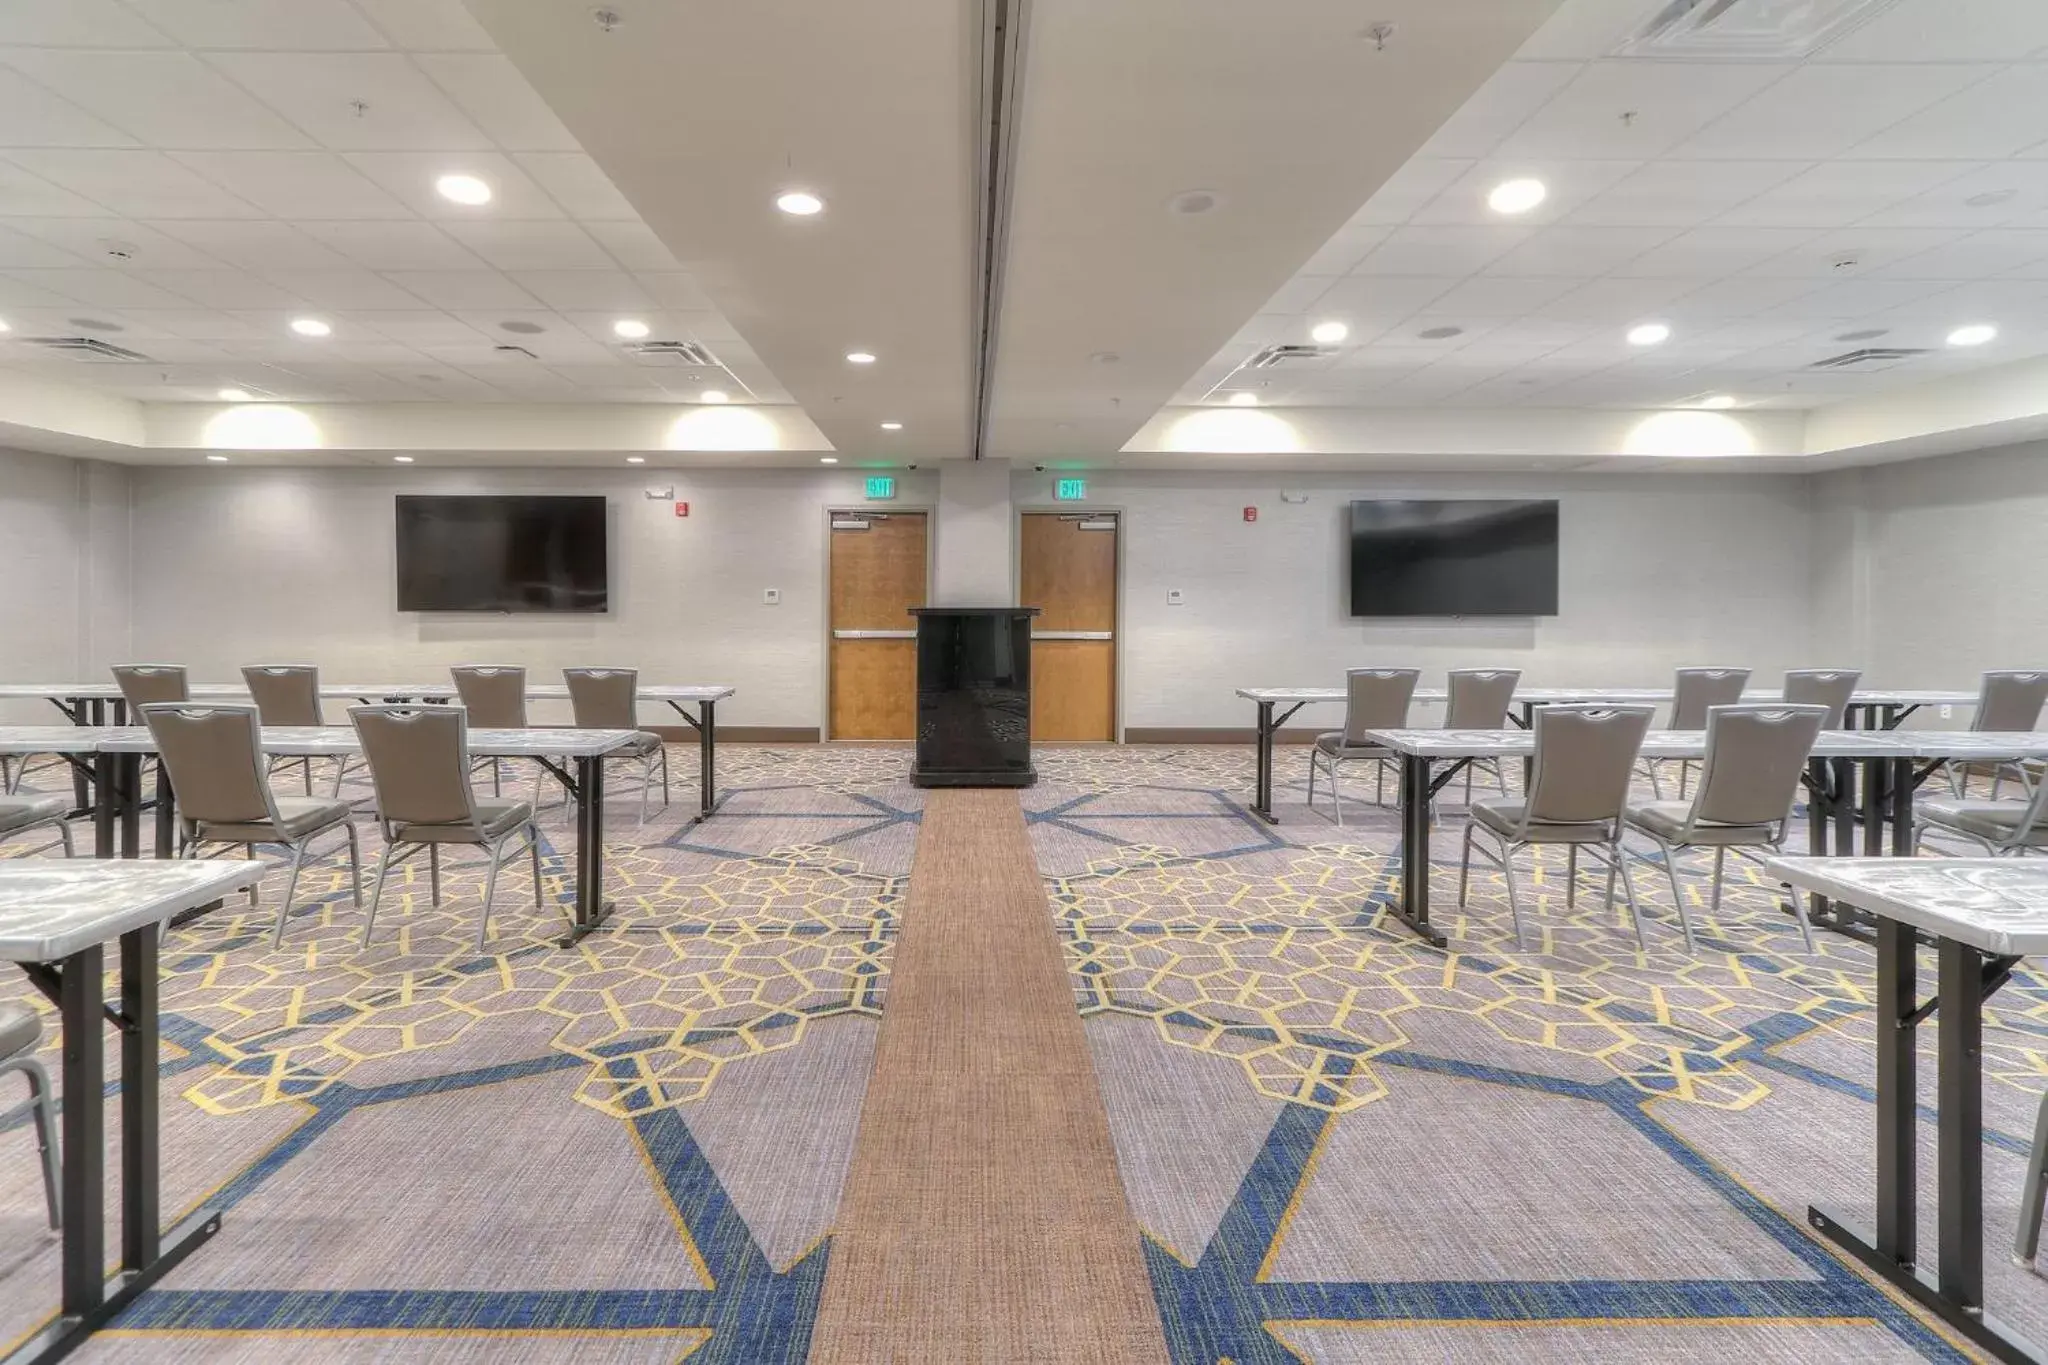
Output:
[
  {"left": 621, "top": 731, "right": 662, "bottom": 757},
  {"left": 1315, "top": 732, "right": 1389, "bottom": 757},
  {"left": 0, "top": 1000, "right": 40, "bottom": 1059},
  {"left": 1919, "top": 798, "right": 2044, "bottom": 843},
  {"left": 396, "top": 799, "right": 532, "bottom": 843},
  {"left": 1625, "top": 801, "right": 1776, "bottom": 846},
  {"left": 196, "top": 795, "right": 354, "bottom": 844},
  {"left": 1470, "top": 800, "right": 1613, "bottom": 843},
  {"left": 0, "top": 794, "right": 67, "bottom": 837}
]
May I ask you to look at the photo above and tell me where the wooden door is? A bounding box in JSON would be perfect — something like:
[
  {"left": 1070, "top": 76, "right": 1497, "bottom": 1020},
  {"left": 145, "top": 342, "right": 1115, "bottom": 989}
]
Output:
[
  {"left": 829, "top": 511, "right": 927, "bottom": 739},
  {"left": 1020, "top": 512, "right": 1117, "bottom": 741}
]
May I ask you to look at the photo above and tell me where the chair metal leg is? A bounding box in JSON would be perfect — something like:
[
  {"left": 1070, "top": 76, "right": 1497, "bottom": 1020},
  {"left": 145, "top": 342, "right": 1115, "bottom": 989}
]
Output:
[
  {"left": 301, "top": 757, "right": 313, "bottom": 797},
  {"left": 1500, "top": 840, "right": 1528, "bottom": 949},
  {"left": 1609, "top": 841, "right": 1645, "bottom": 951},
  {"left": 245, "top": 843, "right": 260, "bottom": 906},
  {"left": 1710, "top": 846, "right": 1726, "bottom": 914},
  {"left": 1332, "top": 761, "right": 1346, "bottom": 827},
  {"left": 345, "top": 823, "right": 363, "bottom": 907},
  {"left": 57, "top": 819, "right": 73, "bottom": 858},
  {"left": 1374, "top": 760, "right": 1385, "bottom": 807},
  {"left": 429, "top": 843, "right": 441, "bottom": 906},
  {"left": 1647, "top": 760, "right": 1664, "bottom": 801},
  {"left": 1458, "top": 822, "right": 1475, "bottom": 904},
  {"left": 638, "top": 751, "right": 654, "bottom": 828},
  {"left": 1658, "top": 839, "right": 1697, "bottom": 954},
  {"left": 1567, "top": 844, "right": 1578, "bottom": 909},
  {"left": 1493, "top": 758, "right": 1508, "bottom": 796},
  {"left": 478, "top": 840, "right": 505, "bottom": 950},
  {"left": 2017, "top": 1090, "right": 2048, "bottom": 1266},
  {"left": 1305, "top": 750, "right": 1319, "bottom": 811},
  {"left": 361, "top": 843, "right": 397, "bottom": 947},
  {"left": 270, "top": 840, "right": 309, "bottom": 949},
  {"left": 659, "top": 744, "right": 671, "bottom": 808},
  {"left": 9, "top": 1057, "right": 61, "bottom": 1230},
  {"left": 330, "top": 756, "right": 347, "bottom": 799},
  {"left": 528, "top": 824, "right": 545, "bottom": 911}
]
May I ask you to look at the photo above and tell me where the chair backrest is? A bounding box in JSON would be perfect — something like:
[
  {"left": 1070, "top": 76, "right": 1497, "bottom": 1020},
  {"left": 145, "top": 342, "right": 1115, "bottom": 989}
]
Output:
[
  {"left": 1974, "top": 670, "right": 2048, "bottom": 733},
  {"left": 1669, "top": 667, "right": 1750, "bottom": 730},
  {"left": 1341, "top": 669, "right": 1420, "bottom": 745},
  {"left": 138, "top": 703, "right": 276, "bottom": 828},
  {"left": 564, "top": 667, "right": 638, "bottom": 729},
  {"left": 1443, "top": 669, "right": 1520, "bottom": 729},
  {"left": 450, "top": 665, "right": 527, "bottom": 728},
  {"left": 350, "top": 705, "right": 479, "bottom": 830},
  {"left": 1688, "top": 704, "right": 1828, "bottom": 828},
  {"left": 241, "top": 664, "right": 323, "bottom": 726},
  {"left": 1524, "top": 705, "right": 1653, "bottom": 828},
  {"left": 1782, "top": 669, "right": 1861, "bottom": 729},
  {"left": 113, "top": 664, "right": 188, "bottom": 709}
]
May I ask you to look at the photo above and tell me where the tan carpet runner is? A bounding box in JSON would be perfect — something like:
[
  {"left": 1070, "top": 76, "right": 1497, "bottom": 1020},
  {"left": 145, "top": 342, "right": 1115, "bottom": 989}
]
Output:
[{"left": 809, "top": 788, "right": 1170, "bottom": 1363}]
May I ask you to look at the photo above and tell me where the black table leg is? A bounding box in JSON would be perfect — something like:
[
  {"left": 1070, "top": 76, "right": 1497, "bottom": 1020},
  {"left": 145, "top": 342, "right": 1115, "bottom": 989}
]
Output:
[
  {"left": 1248, "top": 701, "right": 1276, "bottom": 823},
  {"left": 154, "top": 766, "right": 176, "bottom": 860},
  {"left": 1382, "top": 753, "right": 1446, "bottom": 948},
  {"left": 1515, "top": 702, "right": 1536, "bottom": 790},
  {"left": 558, "top": 753, "right": 613, "bottom": 947},
  {"left": 1891, "top": 756, "right": 1914, "bottom": 857},
  {"left": 121, "top": 927, "right": 159, "bottom": 1267},
  {"left": 1937, "top": 938, "right": 1984, "bottom": 1308},
  {"left": 59, "top": 943, "right": 104, "bottom": 1320},
  {"left": 1874, "top": 917, "right": 1916, "bottom": 1263},
  {"left": 1862, "top": 755, "right": 1887, "bottom": 857},
  {"left": 61, "top": 695, "right": 89, "bottom": 812},
  {"left": 697, "top": 699, "right": 717, "bottom": 823},
  {"left": 92, "top": 752, "right": 117, "bottom": 858},
  {"left": 117, "top": 752, "right": 141, "bottom": 860}
]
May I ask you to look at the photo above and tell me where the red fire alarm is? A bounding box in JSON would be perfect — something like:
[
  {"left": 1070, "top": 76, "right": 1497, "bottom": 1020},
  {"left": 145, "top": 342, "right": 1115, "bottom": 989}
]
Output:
[
  {"left": 1243, "top": 506, "right": 1258, "bottom": 522},
  {"left": 674, "top": 501, "right": 690, "bottom": 518}
]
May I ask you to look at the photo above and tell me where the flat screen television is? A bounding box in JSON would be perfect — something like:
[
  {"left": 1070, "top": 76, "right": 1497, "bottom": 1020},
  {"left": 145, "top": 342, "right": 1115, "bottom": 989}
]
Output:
[
  {"left": 395, "top": 495, "right": 608, "bottom": 613},
  {"left": 1348, "top": 499, "right": 1559, "bottom": 617}
]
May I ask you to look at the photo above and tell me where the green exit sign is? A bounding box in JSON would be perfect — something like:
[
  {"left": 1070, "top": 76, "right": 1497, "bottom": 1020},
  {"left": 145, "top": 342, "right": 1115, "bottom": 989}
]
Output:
[
  {"left": 1054, "top": 477, "right": 1087, "bottom": 501},
  {"left": 864, "top": 475, "right": 896, "bottom": 500}
]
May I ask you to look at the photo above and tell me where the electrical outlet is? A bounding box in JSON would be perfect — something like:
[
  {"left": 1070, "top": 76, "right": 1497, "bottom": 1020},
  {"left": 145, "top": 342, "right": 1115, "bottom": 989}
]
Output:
[
  {"left": 1167, "top": 588, "right": 1185, "bottom": 606},
  {"left": 1940, "top": 704, "right": 1952, "bottom": 720},
  {"left": 763, "top": 588, "right": 781, "bottom": 605}
]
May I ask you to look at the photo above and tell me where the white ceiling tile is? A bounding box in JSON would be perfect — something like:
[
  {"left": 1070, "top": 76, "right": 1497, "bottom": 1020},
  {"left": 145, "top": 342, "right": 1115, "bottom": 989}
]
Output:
[
  {"left": 1292, "top": 224, "right": 1391, "bottom": 275},
  {"left": 1859, "top": 163, "right": 2048, "bottom": 228},
  {"left": 513, "top": 152, "right": 637, "bottom": 221},
  {"left": 118, "top": 309, "right": 270, "bottom": 341},
  {"left": 297, "top": 221, "right": 484, "bottom": 270},
  {"left": 1672, "top": 65, "right": 1982, "bottom": 161},
  {"left": 440, "top": 220, "right": 608, "bottom": 271},
  {"left": 1566, "top": 160, "right": 1810, "bottom": 227},
  {"left": 258, "top": 269, "right": 427, "bottom": 310},
  {"left": 1822, "top": 0, "right": 2048, "bottom": 63},
  {"left": 1754, "top": 278, "right": 1955, "bottom": 321},
  {"left": 338, "top": 311, "right": 488, "bottom": 345},
  {"left": 1261, "top": 274, "right": 1338, "bottom": 315},
  {"left": 1714, "top": 160, "right": 1981, "bottom": 227},
  {"left": 352, "top": 0, "right": 496, "bottom": 52},
  {"left": 1482, "top": 225, "right": 1674, "bottom": 277},
  {"left": 0, "top": 224, "right": 87, "bottom": 268},
  {"left": 582, "top": 221, "right": 681, "bottom": 273},
  {"left": 4, "top": 268, "right": 203, "bottom": 309},
  {"left": 1511, "top": 0, "right": 1659, "bottom": 61},
  {"left": 203, "top": 52, "right": 492, "bottom": 151},
  {"left": 1304, "top": 275, "right": 1460, "bottom": 324},
  {"left": 1743, "top": 228, "right": 1966, "bottom": 277},
  {"left": 1463, "top": 317, "right": 1599, "bottom": 349},
  {"left": 1351, "top": 224, "right": 1532, "bottom": 277},
  {"left": 1541, "top": 275, "right": 1702, "bottom": 324},
  {"left": 167, "top": 151, "right": 411, "bottom": 219},
  {"left": 134, "top": 269, "right": 309, "bottom": 308},
  {"left": 147, "top": 220, "right": 354, "bottom": 270},
  {"left": 574, "top": 310, "right": 739, "bottom": 345},
  {"left": 0, "top": 1, "right": 175, "bottom": 46},
  {"left": 342, "top": 151, "right": 562, "bottom": 220},
  {"left": 1410, "top": 158, "right": 1641, "bottom": 226},
  {"left": 6, "top": 150, "right": 265, "bottom": 218},
  {"left": 505, "top": 269, "right": 649, "bottom": 312},
  {"left": 1615, "top": 226, "right": 1819, "bottom": 277},
  {"left": 1349, "top": 160, "right": 1473, "bottom": 227},
  {"left": 1852, "top": 67, "right": 2048, "bottom": 160},
  {"left": 0, "top": 277, "right": 101, "bottom": 308},
  {"left": 1416, "top": 61, "right": 1582, "bottom": 159},
  {"left": 0, "top": 69, "right": 140, "bottom": 148},
  {"left": 0, "top": 51, "right": 312, "bottom": 150},
  {"left": 1495, "top": 60, "right": 1793, "bottom": 160},
  {"left": 126, "top": 0, "right": 390, "bottom": 49},
  {"left": 412, "top": 54, "right": 579, "bottom": 152},
  {"left": 1660, "top": 276, "right": 1825, "bottom": 322},
  {"left": 1873, "top": 229, "right": 2048, "bottom": 280},
  {"left": 380, "top": 270, "right": 541, "bottom": 310},
  {"left": 0, "top": 161, "right": 113, "bottom": 217}
]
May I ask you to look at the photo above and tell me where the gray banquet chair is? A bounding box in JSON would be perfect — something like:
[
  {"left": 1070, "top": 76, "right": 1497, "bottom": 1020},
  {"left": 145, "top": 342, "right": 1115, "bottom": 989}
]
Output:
[
  {"left": 1459, "top": 704, "right": 1653, "bottom": 951},
  {"left": 564, "top": 667, "right": 668, "bottom": 825},
  {"left": 450, "top": 664, "right": 545, "bottom": 804},
  {"left": 141, "top": 703, "right": 362, "bottom": 948},
  {"left": 1950, "top": 669, "right": 2048, "bottom": 800},
  {"left": 0, "top": 1002, "right": 60, "bottom": 1229},
  {"left": 0, "top": 792, "right": 74, "bottom": 857},
  {"left": 242, "top": 664, "right": 346, "bottom": 796},
  {"left": 1916, "top": 765, "right": 2048, "bottom": 858},
  {"left": 1306, "top": 668, "right": 1420, "bottom": 824},
  {"left": 2017, "top": 1090, "right": 2048, "bottom": 1269},
  {"left": 1782, "top": 669, "right": 1862, "bottom": 729},
  {"left": 351, "top": 705, "right": 545, "bottom": 951},
  {"left": 1645, "top": 667, "right": 1751, "bottom": 799},
  {"left": 1442, "top": 668, "right": 1521, "bottom": 804},
  {"left": 1623, "top": 703, "right": 1828, "bottom": 954},
  {"left": 112, "top": 663, "right": 188, "bottom": 711}
]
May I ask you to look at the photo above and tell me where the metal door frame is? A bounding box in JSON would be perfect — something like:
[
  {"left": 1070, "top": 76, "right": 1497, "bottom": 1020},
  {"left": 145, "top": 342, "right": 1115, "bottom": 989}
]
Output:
[
  {"left": 822, "top": 504, "right": 935, "bottom": 742},
  {"left": 1015, "top": 504, "right": 1126, "bottom": 743}
]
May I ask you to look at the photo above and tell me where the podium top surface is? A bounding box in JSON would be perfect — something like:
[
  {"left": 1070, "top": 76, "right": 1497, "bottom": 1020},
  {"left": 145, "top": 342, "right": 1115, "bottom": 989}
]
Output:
[{"left": 908, "top": 606, "right": 1042, "bottom": 616}]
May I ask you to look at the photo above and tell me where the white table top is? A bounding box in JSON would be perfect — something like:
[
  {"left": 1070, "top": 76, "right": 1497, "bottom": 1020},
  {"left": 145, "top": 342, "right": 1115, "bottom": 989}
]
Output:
[
  {"left": 89, "top": 725, "right": 647, "bottom": 758},
  {"left": 1357, "top": 728, "right": 2048, "bottom": 761},
  {"left": 1766, "top": 857, "right": 2048, "bottom": 956},
  {"left": 0, "top": 860, "right": 267, "bottom": 962},
  {"left": 1235, "top": 686, "right": 1979, "bottom": 707},
  {"left": 0, "top": 682, "right": 734, "bottom": 704},
  {"left": 0, "top": 726, "right": 110, "bottom": 755}
]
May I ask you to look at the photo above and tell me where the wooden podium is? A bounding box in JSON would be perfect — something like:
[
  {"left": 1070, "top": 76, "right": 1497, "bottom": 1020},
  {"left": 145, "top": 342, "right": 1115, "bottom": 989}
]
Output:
[{"left": 909, "top": 606, "right": 1039, "bottom": 787}]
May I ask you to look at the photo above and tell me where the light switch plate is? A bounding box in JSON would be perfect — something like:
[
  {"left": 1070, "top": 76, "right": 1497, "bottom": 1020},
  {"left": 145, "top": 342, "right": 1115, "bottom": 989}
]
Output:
[
  {"left": 1167, "top": 588, "right": 1185, "bottom": 606},
  {"left": 763, "top": 588, "right": 781, "bottom": 605}
]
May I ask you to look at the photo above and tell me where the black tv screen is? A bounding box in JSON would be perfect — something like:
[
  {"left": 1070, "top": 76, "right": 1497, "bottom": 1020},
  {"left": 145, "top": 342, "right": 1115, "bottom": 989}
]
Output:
[
  {"left": 1348, "top": 499, "right": 1558, "bottom": 617},
  {"left": 395, "top": 495, "right": 608, "bottom": 613}
]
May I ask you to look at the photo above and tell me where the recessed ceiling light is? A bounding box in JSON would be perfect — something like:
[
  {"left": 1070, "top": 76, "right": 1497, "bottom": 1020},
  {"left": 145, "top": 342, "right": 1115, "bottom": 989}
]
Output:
[
  {"left": 1836, "top": 327, "right": 1889, "bottom": 342},
  {"left": 1627, "top": 322, "right": 1671, "bottom": 346},
  {"left": 1966, "top": 188, "right": 2018, "bottom": 208},
  {"left": 0, "top": 317, "right": 10, "bottom": 333},
  {"left": 820, "top": 456, "right": 839, "bottom": 464},
  {"left": 699, "top": 389, "right": 729, "bottom": 403},
  {"left": 1948, "top": 323, "right": 1998, "bottom": 347},
  {"left": 1698, "top": 394, "right": 1737, "bottom": 409},
  {"left": 435, "top": 173, "right": 492, "bottom": 206},
  {"left": 1416, "top": 325, "right": 1464, "bottom": 340},
  {"left": 845, "top": 351, "right": 876, "bottom": 364},
  {"left": 1227, "top": 392, "right": 1259, "bottom": 406},
  {"left": 392, "top": 455, "right": 414, "bottom": 463},
  {"left": 613, "top": 318, "right": 650, "bottom": 339},
  {"left": 1310, "top": 321, "right": 1349, "bottom": 344},
  {"left": 880, "top": 420, "right": 903, "bottom": 430},
  {"left": 205, "top": 454, "right": 228, "bottom": 463},
  {"left": 626, "top": 456, "right": 646, "bottom": 464},
  {"left": 1088, "top": 350, "right": 1120, "bottom": 365},
  {"left": 290, "top": 317, "right": 331, "bottom": 337},
  {"left": 499, "top": 320, "right": 545, "bottom": 335},
  {"left": 218, "top": 388, "right": 252, "bottom": 402},
  {"left": 1487, "top": 178, "right": 1547, "bottom": 215},
  {"left": 1167, "top": 189, "right": 1221, "bottom": 216},
  {"left": 69, "top": 316, "right": 120, "bottom": 332},
  {"left": 776, "top": 191, "right": 824, "bottom": 216}
]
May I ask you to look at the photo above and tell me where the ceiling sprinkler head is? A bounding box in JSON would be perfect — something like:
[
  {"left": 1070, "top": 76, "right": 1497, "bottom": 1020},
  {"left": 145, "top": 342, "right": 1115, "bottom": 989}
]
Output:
[
  {"left": 1363, "top": 22, "right": 1395, "bottom": 50},
  {"left": 592, "top": 7, "right": 622, "bottom": 31}
]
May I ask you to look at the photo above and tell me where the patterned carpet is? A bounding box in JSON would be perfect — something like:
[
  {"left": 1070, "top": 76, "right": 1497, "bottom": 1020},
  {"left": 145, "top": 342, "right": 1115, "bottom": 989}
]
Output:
[{"left": 1025, "top": 745, "right": 2048, "bottom": 1364}]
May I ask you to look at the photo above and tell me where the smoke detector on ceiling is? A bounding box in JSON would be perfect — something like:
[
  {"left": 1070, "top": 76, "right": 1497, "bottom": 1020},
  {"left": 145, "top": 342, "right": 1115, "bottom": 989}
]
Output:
[{"left": 1613, "top": 0, "right": 1907, "bottom": 60}]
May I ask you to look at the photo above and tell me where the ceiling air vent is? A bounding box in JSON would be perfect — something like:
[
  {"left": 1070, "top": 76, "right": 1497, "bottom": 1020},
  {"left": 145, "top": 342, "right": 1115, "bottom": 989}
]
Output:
[
  {"left": 1808, "top": 347, "right": 1928, "bottom": 371},
  {"left": 1248, "top": 344, "right": 1337, "bottom": 368},
  {"left": 1614, "top": 0, "right": 1906, "bottom": 60},
  {"left": 24, "top": 336, "right": 153, "bottom": 362},
  {"left": 627, "top": 340, "right": 719, "bottom": 365}
]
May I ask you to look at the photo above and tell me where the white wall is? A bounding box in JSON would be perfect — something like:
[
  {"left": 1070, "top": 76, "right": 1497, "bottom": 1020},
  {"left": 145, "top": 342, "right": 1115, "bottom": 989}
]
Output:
[
  {"left": 0, "top": 447, "right": 129, "bottom": 722},
  {"left": 1015, "top": 468, "right": 1820, "bottom": 729},
  {"left": 932, "top": 458, "right": 1016, "bottom": 604},
  {"left": 123, "top": 464, "right": 936, "bottom": 729}
]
